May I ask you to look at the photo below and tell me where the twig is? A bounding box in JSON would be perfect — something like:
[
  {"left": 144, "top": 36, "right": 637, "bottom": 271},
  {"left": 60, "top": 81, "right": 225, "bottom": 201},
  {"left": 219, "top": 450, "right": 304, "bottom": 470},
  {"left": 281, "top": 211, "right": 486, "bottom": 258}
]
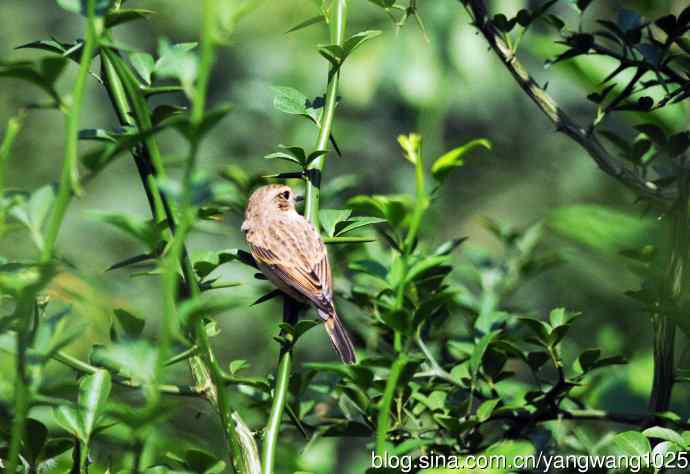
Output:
[
  {"left": 7, "top": 2, "right": 98, "bottom": 473},
  {"left": 376, "top": 354, "right": 409, "bottom": 456},
  {"left": 462, "top": 0, "right": 672, "bottom": 203},
  {"left": 261, "top": 2, "right": 349, "bottom": 473},
  {"left": 53, "top": 351, "right": 204, "bottom": 397}
]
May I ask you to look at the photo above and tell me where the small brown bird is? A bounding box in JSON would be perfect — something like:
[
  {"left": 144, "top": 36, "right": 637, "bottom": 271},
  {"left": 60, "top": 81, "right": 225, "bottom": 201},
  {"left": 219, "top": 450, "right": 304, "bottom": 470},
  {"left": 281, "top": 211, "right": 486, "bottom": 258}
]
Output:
[{"left": 242, "top": 184, "right": 356, "bottom": 364}]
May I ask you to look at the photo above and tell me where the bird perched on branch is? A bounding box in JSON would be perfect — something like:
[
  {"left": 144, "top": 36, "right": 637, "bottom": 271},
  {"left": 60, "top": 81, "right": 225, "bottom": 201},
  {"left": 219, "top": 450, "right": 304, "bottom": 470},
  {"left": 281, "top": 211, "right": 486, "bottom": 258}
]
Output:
[{"left": 242, "top": 184, "right": 356, "bottom": 364}]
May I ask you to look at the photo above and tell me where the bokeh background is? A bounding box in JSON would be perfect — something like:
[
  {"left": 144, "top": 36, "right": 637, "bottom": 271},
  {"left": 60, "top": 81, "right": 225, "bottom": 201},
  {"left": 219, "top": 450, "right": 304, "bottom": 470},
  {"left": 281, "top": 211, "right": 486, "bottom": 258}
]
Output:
[{"left": 1, "top": 0, "right": 689, "bottom": 472}]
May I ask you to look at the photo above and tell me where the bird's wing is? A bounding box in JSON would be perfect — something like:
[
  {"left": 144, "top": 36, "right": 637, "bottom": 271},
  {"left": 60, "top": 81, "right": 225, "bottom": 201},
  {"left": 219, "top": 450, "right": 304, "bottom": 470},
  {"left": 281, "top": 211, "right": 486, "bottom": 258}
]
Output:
[{"left": 247, "top": 223, "right": 333, "bottom": 313}]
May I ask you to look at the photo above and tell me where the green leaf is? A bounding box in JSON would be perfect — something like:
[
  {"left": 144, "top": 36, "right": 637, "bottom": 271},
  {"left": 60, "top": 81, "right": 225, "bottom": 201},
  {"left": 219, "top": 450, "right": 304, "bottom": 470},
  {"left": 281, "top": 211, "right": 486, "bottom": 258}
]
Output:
[
  {"left": 54, "top": 405, "right": 85, "bottom": 441},
  {"left": 405, "top": 255, "right": 449, "bottom": 283},
  {"left": 485, "top": 440, "right": 535, "bottom": 472},
  {"left": 286, "top": 15, "right": 325, "bottom": 33},
  {"left": 272, "top": 86, "right": 309, "bottom": 116},
  {"left": 306, "top": 149, "right": 328, "bottom": 165},
  {"left": 9, "top": 185, "right": 55, "bottom": 251},
  {"left": 469, "top": 330, "right": 501, "bottom": 381},
  {"left": 22, "top": 418, "right": 48, "bottom": 465},
  {"left": 184, "top": 449, "right": 225, "bottom": 474},
  {"left": 318, "top": 44, "right": 346, "bottom": 66},
  {"left": 0, "top": 60, "right": 64, "bottom": 104},
  {"left": 89, "top": 211, "right": 160, "bottom": 248},
  {"left": 319, "top": 209, "right": 352, "bottom": 237},
  {"left": 0, "top": 262, "right": 55, "bottom": 296},
  {"left": 105, "top": 8, "right": 155, "bottom": 28},
  {"left": 41, "top": 438, "right": 73, "bottom": 463},
  {"left": 193, "top": 249, "right": 240, "bottom": 279},
  {"left": 113, "top": 308, "right": 145, "bottom": 338},
  {"left": 16, "top": 38, "right": 71, "bottom": 56},
  {"left": 342, "top": 30, "right": 382, "bottom": 56},
  {"left": 318, "top": 30, "right": 382, "bottom": 67},
  {"left": 91, "top": 340, "right": 157, "bottom": 383},
  {"left": 265, "top": 144, "right": 307, "bottom": 166},
  {"left": 548, "top": 307, "right": 578, "bottom": 327},
  {"left": 577, "top": 348, "right": 616, "bottom": 373},
  {"left": 53, "top": 370, "right": 111, "bottom": 444},
  {"left": 335, "top": 216, "right": 387, "bottom": 236},
  {"left": 228, "top": 359, "right": 249, "bottom": 375},
  {"left": 348, "top": 194, "right": 414, "bottom": 229},
  {"left": 518, "top": 317, "right": 551, "bottom": 345},
  {"left": 130, "top": 52, "right": 155, "bottom": 85},
  {"left": 177, "top": 295, "right": 238, "bottom": 327},
  {"left": 79, "top": 369, "right": 111, "bottom": 440},
  {"left": 34, "top": 307, "right": 86, "bottom": 360},
  {"left": 431, "top": 139, "right": 492, "bottom": 182},
  {"left": 324, "top": 235, "right": 376, "bottom": 244},
  {"left": 613, "top": 431, "right": 651, "bottom": 457},
  {"left": 476, "top": 399, "right": 500, "bottom": 422},
  {"left": 547, "top": 205, "right": 656, "bottom": 255},
  {"left": 643, "top": 426, "right": 686, "bottom": 447},
  {"left": 154, "top": 40, "right": 198, "bottom": 97}
]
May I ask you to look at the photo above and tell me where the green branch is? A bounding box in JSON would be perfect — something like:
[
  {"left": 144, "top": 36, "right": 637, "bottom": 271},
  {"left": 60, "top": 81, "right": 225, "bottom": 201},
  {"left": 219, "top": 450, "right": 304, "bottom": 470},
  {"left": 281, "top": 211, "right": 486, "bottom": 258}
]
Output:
[
  {"left": 376, "top": 354, "right": 409, "bottom": 456},
  {"left": 0, "top": 113, "right": 23, "bottom": 232},
  {"left": 304, "top": 0, "right": 348, "bottom": 228},
  {"left": 41, "top": 0, "right": 100, "bottom": 262},
  {"left": 100, "top": 7, "right": 252, "bottom": 472},
  {"left": 260, "top": 348, "right": 292, "bottom": 474},
  {"left": 54, "top": 351, "right": 203, "bottom": 396},
  {"left": 649, "top": 173, "right": 688, "bottom": 413},
  {"left": 261, "top": 2, "right": 348, "bottom": 473},
  {"left": 7, "top": 2, "right": 99, "bottom": 473}
]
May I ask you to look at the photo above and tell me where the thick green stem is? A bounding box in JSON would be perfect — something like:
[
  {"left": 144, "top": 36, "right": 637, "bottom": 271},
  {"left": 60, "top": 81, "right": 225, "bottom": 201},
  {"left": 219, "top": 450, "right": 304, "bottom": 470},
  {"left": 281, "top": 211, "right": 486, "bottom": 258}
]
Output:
[
  {"left": 8, "top": 2, "right": 98, "bottom": 472},
  {"left": 261, "top": 348, "right": 292, "bottom": 474},
  {"left": 649, "top": 173, "right": 688, "bottom": 413},
  {"left": 260, "top": 3, "right": 348, "bottom": 473},
  {"left": 6, "top": 297, "right": 35, "bottom": 474},
  {"left": 376, "top": 354, "right": 408, "bottom": 456},
  {"left": 100, "top": 12, "right": 249, "bottom": 471},
  {"left": 41, "top": 0, "right": 99, "bottom": 262},
  {"left": 304, "top": 0, "right": 348, "bottom": 227}
]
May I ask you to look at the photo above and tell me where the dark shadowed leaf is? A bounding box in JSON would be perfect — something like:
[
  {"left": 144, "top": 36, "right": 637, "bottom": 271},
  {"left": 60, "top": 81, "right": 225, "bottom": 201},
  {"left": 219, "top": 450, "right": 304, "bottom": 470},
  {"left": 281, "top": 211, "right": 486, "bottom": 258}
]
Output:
[{"left": 113, "top": 308, "right": 145, "bottom": 338}]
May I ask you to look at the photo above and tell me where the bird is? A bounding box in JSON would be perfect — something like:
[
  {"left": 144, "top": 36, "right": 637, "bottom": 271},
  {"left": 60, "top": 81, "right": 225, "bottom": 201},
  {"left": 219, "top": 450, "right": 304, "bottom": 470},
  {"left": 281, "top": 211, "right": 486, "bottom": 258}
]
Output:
[{"left": 242, "top": 184, "right": 357, "bottom": 364}]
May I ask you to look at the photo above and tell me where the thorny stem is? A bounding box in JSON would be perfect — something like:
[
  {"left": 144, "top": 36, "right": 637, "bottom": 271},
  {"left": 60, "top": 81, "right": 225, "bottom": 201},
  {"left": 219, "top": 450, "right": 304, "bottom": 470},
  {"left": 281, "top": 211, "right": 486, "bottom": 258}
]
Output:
[
  {"left": 261, "top": 344, "right": 292, "bottom": 474},
  {"left": 99, "top": 3, "right": 252, "bottom": 471},
  {"left": 462, "top": 0, "right": 672, "bottom": 203},
  {"left": 376, "top": 354, "right": 409, "bottom": 456},
  {"left": 261, "top": 2, "right": 348, "bottom": 473},
  {"left": 41, "top": 0, "right": 100, "bottom": 262},
  {"left": 8, "top": 2, "right": 98, "bottom": 473},
  {"left": 304, "top": 0, "right": 348, "bottom": 227},
  {"left": 6, "top": 297, "right": 36, "bottom": 474},
  {"left": 167, "top": 0, "right": 249, "bottom": 471}
]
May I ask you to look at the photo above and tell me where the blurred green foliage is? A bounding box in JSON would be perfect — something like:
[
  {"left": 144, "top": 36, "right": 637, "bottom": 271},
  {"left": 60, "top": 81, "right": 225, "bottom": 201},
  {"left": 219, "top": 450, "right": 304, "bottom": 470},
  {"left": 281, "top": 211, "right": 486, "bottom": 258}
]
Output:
[{"left": 1, "top": 0, "right": 690, "bottom": 473}]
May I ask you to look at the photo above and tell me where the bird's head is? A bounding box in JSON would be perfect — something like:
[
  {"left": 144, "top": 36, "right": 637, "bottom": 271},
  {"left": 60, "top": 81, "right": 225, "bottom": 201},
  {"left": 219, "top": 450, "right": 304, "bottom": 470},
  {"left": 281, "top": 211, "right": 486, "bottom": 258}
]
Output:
[{"left": 246, "top": 184, "right": 300, "bottom": 216}]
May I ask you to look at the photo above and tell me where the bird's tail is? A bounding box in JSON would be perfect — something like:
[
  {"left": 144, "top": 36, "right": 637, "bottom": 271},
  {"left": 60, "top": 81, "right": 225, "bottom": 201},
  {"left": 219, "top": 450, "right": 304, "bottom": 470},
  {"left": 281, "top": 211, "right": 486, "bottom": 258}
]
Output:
[{"left": 319, "top": 309, "right": 356, "bottom": 364}]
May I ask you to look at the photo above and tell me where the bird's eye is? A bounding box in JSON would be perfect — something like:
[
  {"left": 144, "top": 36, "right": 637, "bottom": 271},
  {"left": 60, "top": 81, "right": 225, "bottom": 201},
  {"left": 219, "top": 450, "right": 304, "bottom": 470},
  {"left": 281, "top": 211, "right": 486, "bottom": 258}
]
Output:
[{"left": 281, "top": 191, "right": 290, "bottom": 199}]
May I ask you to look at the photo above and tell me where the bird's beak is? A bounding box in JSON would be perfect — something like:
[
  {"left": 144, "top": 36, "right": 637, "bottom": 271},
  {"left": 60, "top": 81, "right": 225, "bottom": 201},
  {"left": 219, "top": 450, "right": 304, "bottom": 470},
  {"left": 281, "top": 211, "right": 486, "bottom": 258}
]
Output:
[{"left": 295, "top": 195, "right": 305, "bottom": 203}]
